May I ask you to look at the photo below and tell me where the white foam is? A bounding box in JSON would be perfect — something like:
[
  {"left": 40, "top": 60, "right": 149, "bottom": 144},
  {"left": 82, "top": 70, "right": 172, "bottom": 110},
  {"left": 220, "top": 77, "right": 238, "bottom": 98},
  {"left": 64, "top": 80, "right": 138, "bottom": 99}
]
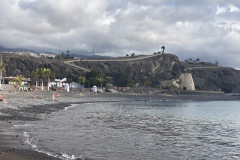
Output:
[
  {"left": 21, "top": 103, "right": 90, "bottom": 160},
  {"left": 64, "top": 104, "right": 77, "bottom": 111},
  {"left": 13, "top": 123, "right": 32, "bottom": 128},
  {"left": 23, "top": 131, "right": 84, "bottom": 160},
  {"left": 61, "top": 153, "right": 77, "bottom": 160},
  {"left": 64, "top": 102, "right": 96, "bottom": 111},
  {"left": 23, "top": 132, "right": 38, "bottom": 149}
]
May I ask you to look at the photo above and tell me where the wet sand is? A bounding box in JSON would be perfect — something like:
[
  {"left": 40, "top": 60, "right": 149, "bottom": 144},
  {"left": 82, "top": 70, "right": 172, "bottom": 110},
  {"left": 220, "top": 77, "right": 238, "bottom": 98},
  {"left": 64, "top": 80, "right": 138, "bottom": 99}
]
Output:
[
  {"left": 0, "top": 90, "right": 90, "bottom": 160},
  {"left": 0, "top": 120, "right": 62, "bottom": 160},
  {"left": 0, "top": 89, "right": 239, "bottom": 160}
]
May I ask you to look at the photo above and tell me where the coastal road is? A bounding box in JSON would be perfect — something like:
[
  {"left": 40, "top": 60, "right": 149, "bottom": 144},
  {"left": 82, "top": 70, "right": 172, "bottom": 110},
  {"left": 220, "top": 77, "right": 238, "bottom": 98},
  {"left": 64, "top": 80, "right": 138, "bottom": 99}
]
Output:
[
  {"left": 184, "top": 66, "right": 222, "bottom": 71},
  {"left": 64, "top": 53, "right": 163, "bottom": 72},
  {"left": 64, "top": 53, "right": 224, "bottom": 73},
  {"left": 64, "top": 61, "right": 91, "bottom": 72}
]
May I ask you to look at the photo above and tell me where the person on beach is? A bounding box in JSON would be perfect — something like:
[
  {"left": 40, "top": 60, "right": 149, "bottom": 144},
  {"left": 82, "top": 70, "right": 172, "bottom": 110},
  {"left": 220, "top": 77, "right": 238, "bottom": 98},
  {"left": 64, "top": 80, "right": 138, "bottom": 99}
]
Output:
[
  {"left": 0, "top": 94, "right": 6, "bottom": 103},
  {"left": 52, "top": 93, "right": 55, "bottom": 102}
]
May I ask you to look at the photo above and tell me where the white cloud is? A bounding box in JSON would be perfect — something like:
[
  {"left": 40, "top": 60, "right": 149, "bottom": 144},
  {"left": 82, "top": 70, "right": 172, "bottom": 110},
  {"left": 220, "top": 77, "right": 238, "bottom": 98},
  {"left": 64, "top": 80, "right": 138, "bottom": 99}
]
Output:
[
  {"left": 216, "top": 6, "right": 227, "bottom": 15},
  {"left": 0, "top": 0, "right": 240, "bottom": 67},
  {"left": 216, "top": 4, "right": 240, "bottom": 15},
  {"left": 229, "top": 4, "right": 239, "bottom": 12}
]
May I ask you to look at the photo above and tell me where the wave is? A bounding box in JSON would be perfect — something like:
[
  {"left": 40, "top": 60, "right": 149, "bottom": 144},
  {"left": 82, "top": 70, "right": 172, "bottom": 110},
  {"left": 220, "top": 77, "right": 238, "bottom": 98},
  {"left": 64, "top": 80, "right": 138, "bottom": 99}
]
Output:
[
  {"left": 23, "top": 132, "right": 85, "bottom": 160},
  {"left": 64, "top": 102, "right": 98, "bottom": 111},
  {"left": 13, "top": 123, "right": 32, "bottom": 128},
  {"left": 23, "top": 132, "right": 38, "bottom": 150},
  {"left": 21, "top": 103, "right": 98, "bottom": 159},
  {"left": 64, "top": 104, "right": 78, "bottom": 111}
]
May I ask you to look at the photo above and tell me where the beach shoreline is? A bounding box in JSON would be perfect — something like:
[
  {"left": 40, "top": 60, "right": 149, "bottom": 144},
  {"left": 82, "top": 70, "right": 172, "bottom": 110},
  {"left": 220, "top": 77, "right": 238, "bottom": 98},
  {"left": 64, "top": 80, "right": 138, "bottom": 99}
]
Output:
[
  {"left": 0, "top": 90, "right": 239, "bottom": 160},
  {"left": 0, "top": 90, "right": 86, "bottom": 160}
]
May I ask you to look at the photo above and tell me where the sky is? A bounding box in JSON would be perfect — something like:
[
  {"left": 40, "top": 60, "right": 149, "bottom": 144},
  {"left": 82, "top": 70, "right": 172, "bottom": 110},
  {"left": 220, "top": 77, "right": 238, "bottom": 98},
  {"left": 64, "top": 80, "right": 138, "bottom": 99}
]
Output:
[{"left": 0, "top": 0, "right": 240, "bottom": 67}]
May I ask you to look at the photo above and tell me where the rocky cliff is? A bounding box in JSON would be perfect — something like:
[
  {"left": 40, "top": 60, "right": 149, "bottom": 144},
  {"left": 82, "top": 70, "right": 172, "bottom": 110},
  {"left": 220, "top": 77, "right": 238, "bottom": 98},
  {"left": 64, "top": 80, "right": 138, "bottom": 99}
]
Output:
[
  {"left": 188, "top": 67, "right": 240, "bottom": 93},
  {"left": 1, "top": 52, "right": 240, "bottom": 93},
  {"left": 0, "top": 53, "right": 83, "bottom": 82},
  {"left": 73, "top": 54, "right": 184, "bottom": 86}
]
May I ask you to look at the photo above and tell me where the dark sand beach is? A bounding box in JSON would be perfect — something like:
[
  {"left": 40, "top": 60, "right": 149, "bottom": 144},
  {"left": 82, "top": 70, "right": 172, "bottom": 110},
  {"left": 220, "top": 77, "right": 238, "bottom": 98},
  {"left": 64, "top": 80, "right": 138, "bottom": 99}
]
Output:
[
  {"left": 0, "top": 89, "right": 239, "bottom": 160},
  {"left": 0, "top": 90, "right": 84, "bottom": 160}
]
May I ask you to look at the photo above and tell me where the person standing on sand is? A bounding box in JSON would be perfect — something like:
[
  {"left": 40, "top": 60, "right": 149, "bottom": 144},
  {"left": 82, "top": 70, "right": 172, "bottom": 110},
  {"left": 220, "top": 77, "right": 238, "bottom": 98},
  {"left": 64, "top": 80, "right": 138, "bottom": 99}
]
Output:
[{"left": 52, "top": 93, "right": 55, "bottom": 102}]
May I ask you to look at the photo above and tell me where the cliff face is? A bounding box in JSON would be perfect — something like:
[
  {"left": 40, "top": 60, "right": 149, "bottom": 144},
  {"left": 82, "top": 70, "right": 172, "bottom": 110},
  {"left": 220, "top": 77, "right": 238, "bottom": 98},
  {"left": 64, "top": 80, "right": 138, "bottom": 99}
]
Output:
[
  {"left": 0, "top": 53, "right": 83, "bottom": 82},
  {"left": 73, "top": 54, "right": 185, "bottom": 86},
  {"left": 188, "top": 67, "right": 240, "bottom": 93},
  {"left": 1, "top": 52, "right": 240, "bottom": 92}
]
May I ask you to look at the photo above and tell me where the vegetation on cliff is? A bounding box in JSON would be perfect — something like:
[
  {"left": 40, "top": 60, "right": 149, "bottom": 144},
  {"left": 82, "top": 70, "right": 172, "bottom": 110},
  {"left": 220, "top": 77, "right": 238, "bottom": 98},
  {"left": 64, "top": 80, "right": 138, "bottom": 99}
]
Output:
[
  {"left": 1, "top": 52, "right": 240, "bottom": 93},
  {"left": 0, "top": 53, "right": 83, "bottom": 82}
]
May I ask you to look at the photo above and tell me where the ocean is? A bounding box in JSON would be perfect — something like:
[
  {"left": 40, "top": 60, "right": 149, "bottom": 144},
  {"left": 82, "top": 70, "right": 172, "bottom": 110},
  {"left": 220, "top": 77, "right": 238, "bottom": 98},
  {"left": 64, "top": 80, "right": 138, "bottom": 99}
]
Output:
[{"left": 14, "top": 97, "right": 240, "bottom": 160}]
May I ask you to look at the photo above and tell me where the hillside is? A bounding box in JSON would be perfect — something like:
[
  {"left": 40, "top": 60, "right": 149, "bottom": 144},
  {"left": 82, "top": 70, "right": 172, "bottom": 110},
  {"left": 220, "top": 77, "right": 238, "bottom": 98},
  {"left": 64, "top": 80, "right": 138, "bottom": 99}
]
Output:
[
  {"left": 72, "top": 54, "right": 184, "bottom": 86},
  {"left": 1, "top": 52, "right": 240, "bottom": 93},
  {"left": 187, "top": 66, "right": 240, "bottom": 92},
  {"left": 0, "top": 53, "right": 84, "bottom": 82}
]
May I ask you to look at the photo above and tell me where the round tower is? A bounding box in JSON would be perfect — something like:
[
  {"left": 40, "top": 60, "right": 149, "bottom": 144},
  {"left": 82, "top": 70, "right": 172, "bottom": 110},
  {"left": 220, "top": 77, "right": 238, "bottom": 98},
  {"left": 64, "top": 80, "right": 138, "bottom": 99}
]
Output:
[{"left": 179, "top": 73, "right": 195, "bottom": 91}]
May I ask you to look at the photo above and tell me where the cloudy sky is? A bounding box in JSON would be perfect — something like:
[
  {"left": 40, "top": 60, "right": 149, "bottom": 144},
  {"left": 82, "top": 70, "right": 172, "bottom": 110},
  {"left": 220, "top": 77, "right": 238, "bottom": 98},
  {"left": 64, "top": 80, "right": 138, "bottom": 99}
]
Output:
[{"left": 0, "top": 0, "right": 240, "bottom": 67}]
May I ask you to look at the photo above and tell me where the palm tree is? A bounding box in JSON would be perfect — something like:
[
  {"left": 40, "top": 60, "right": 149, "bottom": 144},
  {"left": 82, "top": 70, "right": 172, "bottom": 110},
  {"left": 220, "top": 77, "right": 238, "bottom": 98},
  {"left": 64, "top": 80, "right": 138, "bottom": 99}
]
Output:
[
  {"left": 33, "top": 68, "right": 45, "bottom": 90},
  {"left": 0, "top": 57, "right": 6, "bottom": 89},
  {"left": 78, "top": 76, "right": 86, "bottom": 92},
  {"left": 161, "top": 46, "right": 165, "bottom": 53},
  {"left": 32, "top": 68, "right": 42, "bottom": 89},
  {"left": 43, "top": 68, "right": 52, "bottom": 90},
  {"left": 32, "top": 70, "right": 39, "bottom": 87},
  {"left": 16, "top": 75, "right": 24, "bottom": 87},
  {"left": 38, "top": 68, "right": 45, "bottom": 90},
  {"left": 96, "top": 73, "right": 105, "bottom": 89}
]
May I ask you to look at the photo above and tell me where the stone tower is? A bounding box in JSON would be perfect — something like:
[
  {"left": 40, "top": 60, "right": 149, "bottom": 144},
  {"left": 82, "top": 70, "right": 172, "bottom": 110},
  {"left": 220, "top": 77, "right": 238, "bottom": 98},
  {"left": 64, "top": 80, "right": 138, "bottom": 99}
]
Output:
[{"left": 179, "top": 73, "right": 195, "bottom": 91}]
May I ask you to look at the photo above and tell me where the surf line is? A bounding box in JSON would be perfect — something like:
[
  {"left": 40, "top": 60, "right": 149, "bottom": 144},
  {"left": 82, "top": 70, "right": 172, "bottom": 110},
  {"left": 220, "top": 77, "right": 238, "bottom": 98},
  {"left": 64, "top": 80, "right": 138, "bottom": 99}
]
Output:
[{"left": 23, "top": 132, "right": 84, "bottom": 160}]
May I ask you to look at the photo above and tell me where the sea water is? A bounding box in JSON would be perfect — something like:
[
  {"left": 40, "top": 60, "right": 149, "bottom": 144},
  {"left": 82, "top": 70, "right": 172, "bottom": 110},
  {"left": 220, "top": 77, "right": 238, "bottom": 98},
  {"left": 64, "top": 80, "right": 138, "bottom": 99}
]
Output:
[{"left": 18, "top": 98, "right": 240, "bottom": 160}]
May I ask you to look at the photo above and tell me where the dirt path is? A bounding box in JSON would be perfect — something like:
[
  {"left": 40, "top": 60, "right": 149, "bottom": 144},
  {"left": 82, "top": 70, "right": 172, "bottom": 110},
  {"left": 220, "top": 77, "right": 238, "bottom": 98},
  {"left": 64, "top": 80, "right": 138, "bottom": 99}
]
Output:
[{"left": 64, "top": 53, "right": 162, "bottom": 72}]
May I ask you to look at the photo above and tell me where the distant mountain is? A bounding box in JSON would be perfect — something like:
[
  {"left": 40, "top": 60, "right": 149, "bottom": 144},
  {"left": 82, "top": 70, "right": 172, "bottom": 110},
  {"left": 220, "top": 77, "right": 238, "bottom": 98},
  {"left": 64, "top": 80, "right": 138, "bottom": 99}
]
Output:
[
  {"left": 0, "top": 45, "right": 114, "bottom": 59},
  {"left": 0, "top": 45, "right": 5, "bottom": 50},
  {"left": 0, "top": 45, "right": 33, "bottom": 53},
  {"left": 0, "top": 45, "right": 7, "bottom": 51}
]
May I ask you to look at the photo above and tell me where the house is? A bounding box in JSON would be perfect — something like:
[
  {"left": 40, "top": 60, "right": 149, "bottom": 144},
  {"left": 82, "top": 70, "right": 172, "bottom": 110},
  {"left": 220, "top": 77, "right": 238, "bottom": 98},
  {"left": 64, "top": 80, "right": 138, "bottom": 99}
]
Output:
[
  {"left": 48, "top": 78, "right": 67, "bottom": 88},
  {"left": 29, "top": 52, "right": 38, "bottom": 58},
  {"left": 4, "top": 76, "right": 31, "bottom": 85},
  {"left": 70, "top": 82, "right": 83, "bottom": 89},
  {"left": 39, "top": 53, "right": 56, "bottom": 58}
]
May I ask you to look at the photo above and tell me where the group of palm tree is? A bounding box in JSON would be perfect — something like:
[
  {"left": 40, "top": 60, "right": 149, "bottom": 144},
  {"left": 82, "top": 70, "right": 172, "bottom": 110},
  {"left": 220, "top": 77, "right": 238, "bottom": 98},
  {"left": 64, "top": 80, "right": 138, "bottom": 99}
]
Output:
[
  {"left": 0, "top": 56, "right": 53, "bottom": 90},
  {"left": 32, "top": 69, "right": 106, "bottom": 92},
  {"left": 32, "top": 68, "right": 54, "bottom": 90},
  {"left": 95, "top": 73, "right": 105, "bottom": 89},
  {"left": 78, "top": 73, "right": 106, "bottom": 91}
]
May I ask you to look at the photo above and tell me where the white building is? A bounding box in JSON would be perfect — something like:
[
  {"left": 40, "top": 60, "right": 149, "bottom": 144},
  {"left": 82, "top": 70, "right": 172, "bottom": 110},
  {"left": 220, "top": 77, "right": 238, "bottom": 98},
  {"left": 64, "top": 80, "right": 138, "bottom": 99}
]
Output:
[
  {"left": 48, "top": 78, "right": 67, "bottom": 88},
  {"left": 39, "top": 53, "right": 56, "bottom": 58},
  {"left": 29, "top": 52, "right": 39, "bottom": 58},
  {"left": 70, "top": 82, "right": 83, "bottom": 89},
  {"left": 48, "top": 78, "right": 83, "bottom": 91}
]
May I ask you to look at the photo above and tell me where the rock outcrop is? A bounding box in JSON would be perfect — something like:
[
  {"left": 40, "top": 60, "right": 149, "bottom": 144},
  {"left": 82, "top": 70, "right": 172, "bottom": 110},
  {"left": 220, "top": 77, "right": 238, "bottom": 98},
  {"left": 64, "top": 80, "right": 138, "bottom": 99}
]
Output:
[{"left": 73, "top": 54, "right": 184, "bottom": 86}]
